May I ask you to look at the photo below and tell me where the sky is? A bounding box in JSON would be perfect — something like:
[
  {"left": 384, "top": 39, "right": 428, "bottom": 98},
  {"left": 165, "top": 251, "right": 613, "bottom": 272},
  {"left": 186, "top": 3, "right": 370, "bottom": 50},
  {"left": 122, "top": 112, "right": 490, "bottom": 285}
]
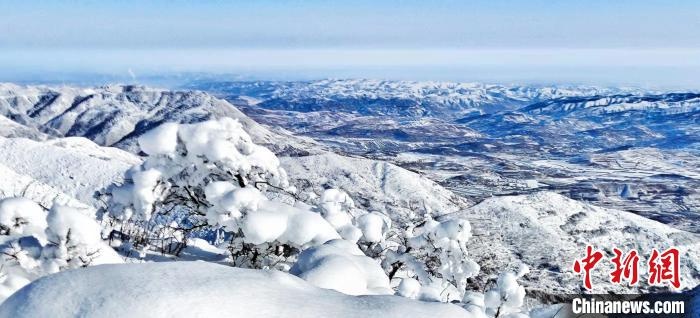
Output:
[{"left": 1, "top": 0, "right": 699, "bottom": 87}]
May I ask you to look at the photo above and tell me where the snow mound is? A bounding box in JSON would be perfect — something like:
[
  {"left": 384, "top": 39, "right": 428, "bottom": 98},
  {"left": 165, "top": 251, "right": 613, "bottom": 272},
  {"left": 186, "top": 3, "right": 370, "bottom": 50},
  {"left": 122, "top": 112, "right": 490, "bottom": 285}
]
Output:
[
  {"left": 458, "top": 191, "right": 700, "bottom": 293},
  {"left": 291, "top": 239, "right": 392, "bottom": 295},
  {"left": 0, "top": 262, "right": 471, "bottom": 318}
]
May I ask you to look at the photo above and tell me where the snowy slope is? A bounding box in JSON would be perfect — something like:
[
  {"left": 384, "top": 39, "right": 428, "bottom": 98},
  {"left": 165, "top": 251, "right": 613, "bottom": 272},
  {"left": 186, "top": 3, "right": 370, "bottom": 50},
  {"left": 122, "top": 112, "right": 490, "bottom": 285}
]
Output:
[
  {"left": 0, "top": 136, "right": 140, "bottom": 206},
  {"left": 456, "top": 192, "right": 700, "bottom": 294},
  {"left": 0, "top": 262, "right": 471, "bottom": 318},
  {"left": 281, "top": 153, "right": 471, "bottom": 221},
  {"left": 0, "top": 163, "right": 89, "bottom": 211},
  {"left": 0, "top": 115, "right": 47, "bottom": 140},
  {"left": 522, "top": 93, "right": 700, "bottom": 117}
]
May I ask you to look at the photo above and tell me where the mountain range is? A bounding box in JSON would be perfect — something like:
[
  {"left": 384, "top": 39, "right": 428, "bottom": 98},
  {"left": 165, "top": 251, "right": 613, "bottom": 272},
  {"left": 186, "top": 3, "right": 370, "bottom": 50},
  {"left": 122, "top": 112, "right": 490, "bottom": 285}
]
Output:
[{"left": 0, "top": 80, "right": 698, "bottom": 297}]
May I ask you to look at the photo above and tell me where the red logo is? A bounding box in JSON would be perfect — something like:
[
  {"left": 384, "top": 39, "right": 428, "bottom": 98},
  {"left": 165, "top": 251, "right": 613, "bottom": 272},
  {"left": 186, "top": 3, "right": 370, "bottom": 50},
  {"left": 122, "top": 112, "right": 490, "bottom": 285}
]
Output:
[
  {"left": 648, "top": 248, "right": 681, "bottom": 289},
  {"left": 573, "top": 246, "right": 681, "bottom": 290},
  {"left": 573, "top": 245, "right": 604, "bottom": 290},
  {"left": 610, "top": 248, "right": 639, "bottom": 286}
]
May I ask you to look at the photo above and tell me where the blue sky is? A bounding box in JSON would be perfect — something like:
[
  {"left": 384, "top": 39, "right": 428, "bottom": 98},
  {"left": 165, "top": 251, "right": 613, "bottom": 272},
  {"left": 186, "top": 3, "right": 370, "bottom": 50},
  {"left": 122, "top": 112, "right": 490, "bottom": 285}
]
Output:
[{"left": 1, "top": 0, "right": 699, "bottom": 87}]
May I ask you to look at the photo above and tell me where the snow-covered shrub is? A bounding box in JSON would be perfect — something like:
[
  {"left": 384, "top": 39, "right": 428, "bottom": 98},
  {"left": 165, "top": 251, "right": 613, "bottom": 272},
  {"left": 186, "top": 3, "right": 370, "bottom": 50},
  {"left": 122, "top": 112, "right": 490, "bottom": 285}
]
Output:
[
  {"left": 0, "top": 198, "right": 47, "bottom": 242},
  {"left": 456, "top": 267, "right": 529, "bottom": 318},
  {"left": 290, "top": 239, "right": 392, "bottom": 295},
  {"left": 102, "top": 119, "right": 340, "bottom": 269},
  {"left": 41, "top": 204, "right": 123, "bottom": 272},
  {"left": 0, "top": 198, "right": 121, "bottom": 302},
  {"left": 99, "top": 119, "right": 525, "bottom": 308},
  {"left": 483, "top": 271, "right": 527, "bottom": 317},
  {"left": 317, "top": 189, "right": 391, "bottom": 245},
  {"left": 377, "top": 215, "right": 480, "bottom": 302},
  {"left": 318, "top": 189, "right": 362, "bottom": 242},
  {"left": 308, "top": 189, "right": 482, "bottom": 302},
  {"left": 396, "top": 277, "right": 422, "bottom": 299}
]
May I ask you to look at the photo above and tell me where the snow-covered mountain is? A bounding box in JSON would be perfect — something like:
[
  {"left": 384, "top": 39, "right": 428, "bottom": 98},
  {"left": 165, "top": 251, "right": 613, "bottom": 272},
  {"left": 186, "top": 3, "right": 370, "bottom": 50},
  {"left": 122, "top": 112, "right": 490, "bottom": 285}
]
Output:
[
  {"left": 189, "top": 79, "right": 642, "bottom": 118},
  {"left": 0, "top": 83, "right": 319, "bottom": 155},
  {"left": 281, "top": 153, "right": 471, "bottom": 222},
  {"left": 0, "top": 83, "right": 468, "bottom": 229},
  {"left": 522, "top": 92, "right": 700, "bottom": 117},
  {"left": 189, "top": 79, "right": 700, "bottom": 233},
  {"left": 0, "top": 82, "right": 697, "bottom": 303}
]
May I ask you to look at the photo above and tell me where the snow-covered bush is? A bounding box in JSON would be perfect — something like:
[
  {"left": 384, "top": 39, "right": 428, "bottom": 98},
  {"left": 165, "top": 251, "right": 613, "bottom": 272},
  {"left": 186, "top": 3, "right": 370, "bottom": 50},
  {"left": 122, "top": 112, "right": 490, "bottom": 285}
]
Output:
[
  {"left": 290, "top": 239, "right": 392, "bottom": 295},
  {"left": 0, "top": 198, "right": 47, "bottom": 241},
  {"left": 317, "top": 189, "right": 391, "bottom": 245},
  {"left": 99, "top": 119, "right": 527, "bottom": 309},
  {"left": 370, "top": 214, "right": 481, "bottom": 302},
  {"left": 484, "top": 271, "right": 527, "bottom": 317},
  {"left": 0, "top": 197, "right": 121, "bottom": 302},
  {"left": 460, "top": 267, "right": 529, "bottom": 318},
  {"left": 102, "top": 119, "right": 340, "bottom": 269},
  {"left": 311, "top": 189, "right": 483, "bottom": 302}
]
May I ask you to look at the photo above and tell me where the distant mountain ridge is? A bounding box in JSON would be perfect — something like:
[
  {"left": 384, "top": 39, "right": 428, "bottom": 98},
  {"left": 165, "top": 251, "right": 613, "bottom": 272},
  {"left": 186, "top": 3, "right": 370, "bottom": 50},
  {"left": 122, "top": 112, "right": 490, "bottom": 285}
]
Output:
[
  {"left": 186, "top": 79, "right": 700, "bottom": 233},
  {"left": 0, "top": 83, "right": 320, "bottom": 155},
  {"left": 188, "top": 79, "right": 647, "bottom": 118}
]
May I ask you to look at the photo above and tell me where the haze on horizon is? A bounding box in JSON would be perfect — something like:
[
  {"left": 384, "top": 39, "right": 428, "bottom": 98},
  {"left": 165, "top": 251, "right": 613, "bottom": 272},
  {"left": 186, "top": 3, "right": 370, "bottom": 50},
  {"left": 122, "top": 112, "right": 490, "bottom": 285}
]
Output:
[{"left": 1, "top": 0, "right": 699, "bottom": 88}]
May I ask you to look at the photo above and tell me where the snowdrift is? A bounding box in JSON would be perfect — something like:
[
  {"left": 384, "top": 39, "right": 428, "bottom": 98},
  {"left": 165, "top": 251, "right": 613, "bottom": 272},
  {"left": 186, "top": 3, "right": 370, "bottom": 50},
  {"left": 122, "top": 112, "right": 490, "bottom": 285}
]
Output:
[{"left": 0, "top": 262, "right": 471, "bottom": 318}]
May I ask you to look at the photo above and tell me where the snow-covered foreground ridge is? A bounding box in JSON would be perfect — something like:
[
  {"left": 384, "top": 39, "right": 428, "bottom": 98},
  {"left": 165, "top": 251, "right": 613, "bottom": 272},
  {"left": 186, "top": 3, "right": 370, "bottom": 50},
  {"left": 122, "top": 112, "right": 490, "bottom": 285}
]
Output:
[{"left": 0, "top": 262, "right": 471, "bottom": 318}]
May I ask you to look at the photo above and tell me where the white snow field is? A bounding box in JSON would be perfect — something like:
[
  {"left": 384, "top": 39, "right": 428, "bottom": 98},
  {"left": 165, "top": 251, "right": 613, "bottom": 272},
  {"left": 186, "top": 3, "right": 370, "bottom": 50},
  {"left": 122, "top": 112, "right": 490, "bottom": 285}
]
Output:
[
  {"left": 0, "top": 262, "right": 471, "bottom": 318},
  {"left": 0, "top": 136, "right": 140, "bottom": 206}
]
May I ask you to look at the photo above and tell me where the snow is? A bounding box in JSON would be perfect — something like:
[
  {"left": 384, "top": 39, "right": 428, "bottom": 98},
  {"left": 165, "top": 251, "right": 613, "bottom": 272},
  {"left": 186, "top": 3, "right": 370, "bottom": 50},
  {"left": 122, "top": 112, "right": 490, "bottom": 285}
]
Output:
[
  {"left": 0, "top": 163, "right": 89, "bottom": 211},
  {"left": 137, "top": 122, "right": 179, "bottom": 155},
  {"left": 0, "top": 198, "right": 47, "bottom": 241},
  {"left": 130, "top": 168, "right": 163, "bottom": 219},
  {"left": 457, "top": 191, "right": 700, "bottom": 293},
  {"left": 357, "top": 212, "right": 389, "bottom": 243},
  {"left": 0, "top": 115, "right": 46, "bottom": 140},
  {"left": 45, "top": 205, "right": 105, "bottom": 253},
  {"left": 2, "top": 82, "right": 698, "bottom": 311},
  {"left": 483, "top": 272, "right": 527, "bottom": 317},
  {"left": 397, "top": 277, "right": 421, "bottom": 299},
  {"left": 281, "top": 152, "right": 470, "bottom": 223},
  {"left": 0, "top": 84, "right": 320, "bottom": 155},
  {"left": 0, "top": 262, "right": 471, "bottom": 318},
  {"left": 209, "top": 79, "right": 640, "bottom": 118},
  {"left": 0, "top": 136, "right": 140, "bottom": 206},
  {"left": 0, "top": 198, "right": 123, "bottom": 303},
  {"left": 398, "top": 217, "right": 480, "bottom": 301},
  {"left": 291, "top": 239, "right": 392, "bottom": 296},
  {"left": 265, "top": 201, "right": 340, "bottom": 247}
]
